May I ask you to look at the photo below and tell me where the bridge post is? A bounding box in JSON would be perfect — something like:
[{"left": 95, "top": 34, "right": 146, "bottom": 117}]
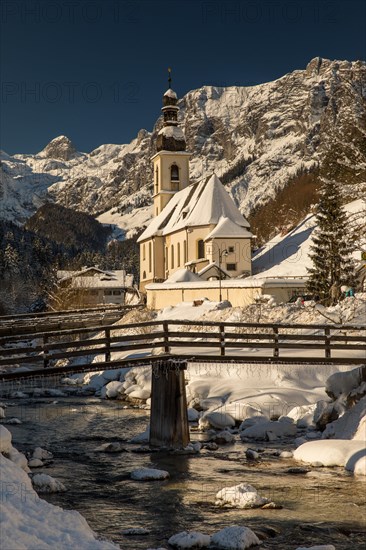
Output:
[{"left": 149, "top": 358, "right": 190, "bottom": 449}]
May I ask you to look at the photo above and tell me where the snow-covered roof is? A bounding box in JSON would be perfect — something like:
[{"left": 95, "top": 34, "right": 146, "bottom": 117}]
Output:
[
  {"left": 205, "top": 216, "right": 253, "bottom": 240},
  {"left": 164, "top": 88, "right": 177, "bottom": 99},
  {"left": 198, "top": 262, "right": 231, "bottom": 278},
  {"left": 57, "top": 268, "right": 133, "bottom": 288},
  {"left": 137, "top": 174, "right": 250, "bottom": 242},
  {"left": 165, "top": 269, "right": 202, "bottom": 283}
]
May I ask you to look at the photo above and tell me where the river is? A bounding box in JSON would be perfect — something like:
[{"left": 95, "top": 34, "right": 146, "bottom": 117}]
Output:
[{"left": 5, "top": 396, "right": 366, "bottom": 549}]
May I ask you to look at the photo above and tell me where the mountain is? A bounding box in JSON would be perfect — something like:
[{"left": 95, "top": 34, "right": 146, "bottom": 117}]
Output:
[{"left": 1, "top": 57, "right": 365, "bottom": 242}]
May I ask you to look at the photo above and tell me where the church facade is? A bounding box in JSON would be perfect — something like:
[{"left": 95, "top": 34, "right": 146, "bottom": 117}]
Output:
[{"left": 138, "top": 83, "right": 253, "bottom": 292}]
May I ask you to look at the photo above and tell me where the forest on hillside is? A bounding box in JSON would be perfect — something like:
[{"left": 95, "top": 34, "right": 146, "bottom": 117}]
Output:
[{"left": 0, "top": 204, "right": 139, "bottom": 314}]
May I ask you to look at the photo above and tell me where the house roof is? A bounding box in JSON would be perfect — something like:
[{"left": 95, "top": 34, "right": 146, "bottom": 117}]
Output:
[
  {"left": 137, "top": 173, "right": 250, "bottom": 242},
  {"left": 197, "top": 262, "right": 231, "bottom": 279},
  {"left": 57, "top": 267, "right": 134, "bottom": 288}
]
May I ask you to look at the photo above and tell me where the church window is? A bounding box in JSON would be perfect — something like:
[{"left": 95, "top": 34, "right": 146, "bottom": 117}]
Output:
[
  {"left": 197, "top": 239, "right": 205, "bottom": 259},
  {"left": 177, "top": 243, "right": 181, "bottom": 266},
  {"left": 148, "top": 242, "right": 152, "bottom": 272},
  {"left": 171, "top": 164, "right": 179, "bottom": 181},
  {"left": 171, "top": 245, "right": 174, "bottom": 269},
  {"left": 142, "top": 244, "right": 146, "bottom": 261},
  {"left": 183, "top": 240, "right": 187, "bottom": 264},
  {"left": 143, "top": 271, "right": 146, "bottom": 279},
  {"left": 155, "top": 167, "right": 159, "bottom": 193},
  {"left": 156, "top": 207, "right": 159, "bottom": 216},
  {"left": 165, "top": 248, "right": 168, "bottom": 270}
]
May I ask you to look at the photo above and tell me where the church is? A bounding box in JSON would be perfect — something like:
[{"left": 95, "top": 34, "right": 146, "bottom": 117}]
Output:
[{"left": 138, "top": 79, "right": 253, "bottom": 293}]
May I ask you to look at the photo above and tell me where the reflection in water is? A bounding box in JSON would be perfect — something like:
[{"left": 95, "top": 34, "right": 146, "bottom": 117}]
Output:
[{"left": 5, "top": 397, "right": 366, "bottom": 549}]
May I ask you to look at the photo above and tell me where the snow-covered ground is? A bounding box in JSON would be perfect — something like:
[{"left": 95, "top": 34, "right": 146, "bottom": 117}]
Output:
[
  {"left": 252, "top": 198, "right": 366, "bottom": 278},
  {"left": 0, "top": 426, "right": 119, "bottom": 549}
]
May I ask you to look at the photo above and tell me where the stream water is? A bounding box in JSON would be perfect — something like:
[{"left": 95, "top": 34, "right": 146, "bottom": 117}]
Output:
[{"left": 5, "top": 397, "right": 366, "bottom": 549}]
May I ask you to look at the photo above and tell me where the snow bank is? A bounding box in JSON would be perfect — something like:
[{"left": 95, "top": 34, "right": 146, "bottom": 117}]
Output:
[
  {"left": 0, "top": 424, "right": 12, "bottom": 453},
  {"left": 293, "top": 439, "right": 366, "bottom": 472},
  {"left": 215, "top": 483, "right": 269, "bottom": 509},
  {"left": 210, "top": 526, "right": 260, "bottom": 549},
  {"left": 322, "top": 396, "right": 366, "bottom": 440},
  {"left": 240, "top": 417, "right": 297, "bottom": 440},
  {"left": 32, "top": 473, "right": 66, "bottom": 493},
  {"left": 199, "top": 411, "right": 235, "bottom": 430},
  {"left": 168, "top": 531, "right": 210, "bottom": 548},
  {"left": 0, "top": 454, "right": 119, "bottom": 549},
  {"left": 130, "top": 468, "right": 170, "bottom": 481}
]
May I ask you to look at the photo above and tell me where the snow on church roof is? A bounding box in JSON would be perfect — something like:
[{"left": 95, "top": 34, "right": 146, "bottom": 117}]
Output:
[
  {"left": 205, "top": 216, "right": 253, "bottom": 240},
  {"left": 137, "top": 174, "right": 250, "bottom": 242},
  {"left": 164, "top": 88, "right": 178, "bottom": 99},
  {"left": 158, "top": 126, "right": 185, "bottom": 140}
]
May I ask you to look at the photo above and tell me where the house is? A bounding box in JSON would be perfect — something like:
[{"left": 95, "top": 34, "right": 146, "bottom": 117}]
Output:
[
  {"left": 137, "top": 82, "right": 253, "bottom": 292},
  {"left": 56, "top": 266, "right": 136, "bottom": 307}
]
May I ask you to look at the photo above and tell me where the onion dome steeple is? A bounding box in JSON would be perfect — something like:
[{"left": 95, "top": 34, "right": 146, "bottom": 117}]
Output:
[{"left": 156, "top": 68, "right": 186, "bottom": 152}]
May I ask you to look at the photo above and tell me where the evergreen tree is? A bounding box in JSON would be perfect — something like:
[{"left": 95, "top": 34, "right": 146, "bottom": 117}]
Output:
[{"left": 307, "top": 180, "right": 356, "bottom": 305}]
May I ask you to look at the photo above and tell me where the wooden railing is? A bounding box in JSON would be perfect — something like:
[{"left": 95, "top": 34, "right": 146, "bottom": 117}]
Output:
[
  {"left": 0, "top": 305, "right": 142, "bottom": 337},
  {"left": 0, "top": 320, "right": 365, "bottom": 375}
]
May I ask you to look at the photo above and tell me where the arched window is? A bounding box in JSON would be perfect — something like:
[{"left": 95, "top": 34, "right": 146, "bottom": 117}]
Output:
[
  {"left": 197, "top": 239, "right": 205, "bottom": 259},
  {"left": 142, "top": 244, "right": 146, "bottom": 261},
  {"left": 156, "top": 207, "right": 159, "bottom": 216},
  {"left": 171, "top": 164, "right": 179, "bottom": 181},
  {"left": 171, "top": 244, "right": 174, "bottom": 269},
  {"left": 177, "top": 242, "right": 181, "bottom": 267},
  {"left": 142, "top": 271, "right": 146, "bottom": 279},
  {"left": 148, "top": 242, "right": 152, "bottom": 272},
  {"left": 155, "top": 167, "right": 159, "bottom": 193},
  {"left": 165, "top": 248, "right": 168, "bottom": 270},
  {"left": 183, "top": 240, "right": 187, "bottom": 264}
]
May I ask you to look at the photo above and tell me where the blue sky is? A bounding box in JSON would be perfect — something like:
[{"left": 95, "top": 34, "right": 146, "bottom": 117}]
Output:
[{"left": 1, "top": 0, "right": 365, "bottom": 154}]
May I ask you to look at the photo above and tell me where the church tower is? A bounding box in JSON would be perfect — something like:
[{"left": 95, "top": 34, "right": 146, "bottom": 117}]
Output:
[{"left": 152, "top": 69, "right": 190, "bottom": 216}]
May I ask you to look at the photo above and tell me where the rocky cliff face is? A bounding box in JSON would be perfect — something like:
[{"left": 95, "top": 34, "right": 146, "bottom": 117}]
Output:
[{"left": 1, "top": 58, "right": 365, "bottom": 240}]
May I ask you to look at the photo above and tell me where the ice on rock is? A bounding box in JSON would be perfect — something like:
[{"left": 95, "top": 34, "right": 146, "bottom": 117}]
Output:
[
  {"left": 211, "top": 526, "right": 260, "bottom": 549},
  {"left": 0, "top": 425, "right": 12, "bottom": 453},
  {"left": 130, "top": 468, "right": 170, "bottom": 481},
  {"left": 101, "top": 381, "right": 124, "bottom": 399},
  {"left": 199, "top": 411, "right": 235, "bottom": 430},
  {"left": 215, "top": 483, "right": 269, "bottom": 509},
  {"left": 168, "top": 531, "right": 210, "bottom": 548},
  {"left": 212, "top": 430, "right": 235, "bottom": 444},
  {"left": 286, "top": 404, "right": 316, "bottom": 428},
  {"left": 28, "top": 458, "right": 44, "bottom": 468},
  {"left": 32, "top": 447, "right": 53, "bottom": 460},
  {"left": 32, "top": 473, "right": 66, "bottom": 493},
  {"left": 240, "top": 418, "right": 296, "bottom": 440},
  {"left": 129, "top": 425, "right": 150, "bottom": 443},
  {"left": 294, "top": 439, "right": 366, "bottom": 470},
  {"left": 7, "top": 447, "right": 30, "bottom": 472}
]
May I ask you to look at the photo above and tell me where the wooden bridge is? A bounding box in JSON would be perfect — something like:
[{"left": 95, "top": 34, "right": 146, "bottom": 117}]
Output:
[{"left": 1, "top": 318, "right": 365, "bottom": 449}]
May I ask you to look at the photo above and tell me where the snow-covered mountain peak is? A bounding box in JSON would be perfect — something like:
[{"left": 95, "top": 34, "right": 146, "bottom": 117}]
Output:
[
  {"left": 1, "top": 58, "right": 365, "bottom": 239},
  {"left": 38, "top": 135, "right": 78, "bottom": 161}
]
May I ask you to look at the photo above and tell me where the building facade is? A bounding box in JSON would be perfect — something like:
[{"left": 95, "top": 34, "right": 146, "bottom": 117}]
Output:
[{"left": 138, "top": 83, "right": 253, "bottom": 292}]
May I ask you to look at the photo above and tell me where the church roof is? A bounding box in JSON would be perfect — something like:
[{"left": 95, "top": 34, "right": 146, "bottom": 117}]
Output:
[
  {"left": 137, "top": 173, "right": 251, "bottom": 242},
  {"left": 204, "top": 216, "right": 253, "bottom": 240}
]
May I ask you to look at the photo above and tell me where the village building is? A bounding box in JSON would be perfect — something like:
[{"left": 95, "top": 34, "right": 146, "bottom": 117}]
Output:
[
  {"left": 57, "top": 266, "right": 136, "bottom": 307},
  {"left": 138, "top": 80, "right": 306, "bottom": 308},
  {"left": 137, "top": 82, "right": 253, "bottom": 290}
]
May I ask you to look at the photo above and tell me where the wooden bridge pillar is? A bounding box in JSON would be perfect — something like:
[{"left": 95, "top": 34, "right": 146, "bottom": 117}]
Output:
[{"left": 149, "top": 359, "right": 190, "bottom": 449}]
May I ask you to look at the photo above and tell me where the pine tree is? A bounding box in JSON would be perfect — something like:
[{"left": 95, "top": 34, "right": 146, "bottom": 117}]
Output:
[{"left": 307, "top": 180, "right": 356, "bottom": 305}]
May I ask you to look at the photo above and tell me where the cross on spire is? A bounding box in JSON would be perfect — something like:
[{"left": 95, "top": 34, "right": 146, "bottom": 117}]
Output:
[{"left": 168, "top": 67, "right": 172, "bottom": 89}]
